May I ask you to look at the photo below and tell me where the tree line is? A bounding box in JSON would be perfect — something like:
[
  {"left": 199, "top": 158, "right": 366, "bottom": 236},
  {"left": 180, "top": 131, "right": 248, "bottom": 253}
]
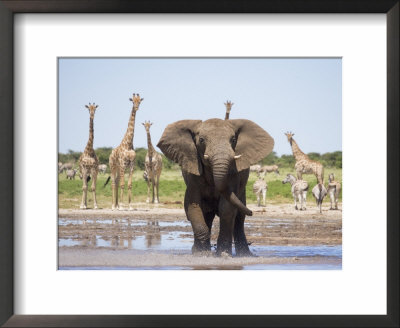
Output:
[
  {"left": 58, "top": 147, "right": 177, "bottom": 170},
  {"left": 59, "top": 148, "right": 342, "bottom": 170},
  {"left": 260, "top": 151, "right": 342, "bottom": 168}
]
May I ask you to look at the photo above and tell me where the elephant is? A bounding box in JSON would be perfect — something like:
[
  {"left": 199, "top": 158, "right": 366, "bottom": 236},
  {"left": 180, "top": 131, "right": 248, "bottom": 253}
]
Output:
[{"left": 157, "top": 118, "right": 274, "bottom": 256}]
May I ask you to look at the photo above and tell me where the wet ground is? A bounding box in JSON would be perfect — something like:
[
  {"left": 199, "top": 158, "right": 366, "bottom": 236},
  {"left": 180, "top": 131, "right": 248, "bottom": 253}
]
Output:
[{"left": 58, "top": 204, "right": 342, "bottom": 270}]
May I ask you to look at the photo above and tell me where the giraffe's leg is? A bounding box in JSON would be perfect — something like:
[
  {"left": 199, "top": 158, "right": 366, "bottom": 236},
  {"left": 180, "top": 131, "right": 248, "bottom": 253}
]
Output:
[
  {"left": 155, "top": 173, "right": 160, "bottom": 204},
  {"left": 91, "top": 170, "right": 98, "bottom": 209},
  {"left": 297, "top": 171, "right": 303, "bottom": 180},
  {"left": 110, "top": 168, "right": 117, "bottom": 210},
  {"left": 146, "top": 173, "right": 151, "bottom": 203},
  {"left": 80, "top": 172, "right": 88, "bottom": 209},
  {"left": 115, "top": 173, "right": 120, "bottom": 209},
  {"left": 151, "top": 172, "right": 155, "bottom": 203},
  {"left": 127, "top": 164, "right": 135, "bottom": 210},
  {"left": 119, "top": 166, "right": 126, "bottom": 210}
]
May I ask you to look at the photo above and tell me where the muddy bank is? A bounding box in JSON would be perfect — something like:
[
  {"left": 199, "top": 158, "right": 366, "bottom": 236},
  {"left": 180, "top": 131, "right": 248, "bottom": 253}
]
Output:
[
  {"left": 59, "top": 202, "right": 342, "bottom": 220},
  {"left": 59, "top": 203, "right": 342, "bottom": 247}
]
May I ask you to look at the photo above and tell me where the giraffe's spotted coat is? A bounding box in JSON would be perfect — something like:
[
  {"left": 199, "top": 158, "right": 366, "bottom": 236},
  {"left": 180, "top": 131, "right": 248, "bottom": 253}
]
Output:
[
  {"left": 142, "top": 121, "right": 163, "bottom": 203},
  {"left": 285, "top": 132, "right": 324, "bottom": 184},
  {"left": 109, "top": 94, "right": 143, "bottom": 210},
  {"left": 79, "top": 103, "right": 99, "bottom": 209},
  {"left": 224, "top": 100, "right": 233, "bottom": 120}
]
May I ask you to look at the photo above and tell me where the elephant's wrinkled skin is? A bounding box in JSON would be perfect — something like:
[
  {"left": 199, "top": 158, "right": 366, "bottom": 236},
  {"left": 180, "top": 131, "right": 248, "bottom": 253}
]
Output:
[{"left": 157, "top": 118, "right": 274, "bottom": 256}]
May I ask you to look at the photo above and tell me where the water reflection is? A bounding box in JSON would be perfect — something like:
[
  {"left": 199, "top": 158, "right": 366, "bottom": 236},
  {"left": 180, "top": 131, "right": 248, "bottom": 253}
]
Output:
[
  {"left": 58, "top": 216, "right": 342, "bottom": 270},
  {"left": 145, "top": 220, "right": 161, "bottom": 248}
]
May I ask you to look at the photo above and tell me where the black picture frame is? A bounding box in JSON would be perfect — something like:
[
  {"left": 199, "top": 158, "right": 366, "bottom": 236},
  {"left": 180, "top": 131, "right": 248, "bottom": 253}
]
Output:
[{"left": 0, "top": 1, "right": 398, "bottom": 327}]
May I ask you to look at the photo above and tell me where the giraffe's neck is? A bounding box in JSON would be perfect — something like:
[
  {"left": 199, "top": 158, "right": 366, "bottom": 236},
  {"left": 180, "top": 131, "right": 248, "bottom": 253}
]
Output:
[
  {"left": 146, "top": 131, "right": 155, "bottom": 159},
  {"left": 84, "top": 116, "right": 94, "bottom": 154},
  {"left": 121, "top": 107, "right": 137, "bottom": 149},
  {"left": 225, "top": 109, "right": 230, "bottom": 120},
  {"left": 290, "top": 139, "right": 307, "bottom": 161}
]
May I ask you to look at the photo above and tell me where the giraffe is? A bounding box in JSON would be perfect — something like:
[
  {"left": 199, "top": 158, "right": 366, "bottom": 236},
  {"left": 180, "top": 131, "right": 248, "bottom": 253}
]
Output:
[
  {"left": 108, "top": 93, "right": 143, "bottom": 210},
  {"left": 284, "top": 132, "right": 324, "bottom": 184},
  {"left": 142, "top": 121, "right": 163, "bottom": 203},
  {"left": 79, "top": 103, "right": 99, "bottom": 209},
  {"left": 224, "top": 100, "right": 233, "bottom": 120}
]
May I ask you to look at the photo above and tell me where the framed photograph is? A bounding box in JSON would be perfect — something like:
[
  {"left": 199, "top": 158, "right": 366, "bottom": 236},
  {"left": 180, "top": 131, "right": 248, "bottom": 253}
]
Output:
[{"left": 1, "top": 0, "right": 398, "bottom": 327}]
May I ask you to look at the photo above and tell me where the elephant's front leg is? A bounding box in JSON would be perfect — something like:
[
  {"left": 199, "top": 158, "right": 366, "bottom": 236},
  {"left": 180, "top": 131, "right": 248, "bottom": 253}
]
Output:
[
  {"left": 233, "top": 191, "right": 253, "bottom": 257},
  {"left": 185, "top": 193, "right": 211, "bottom": 255},
  {"left": 216, "top": 198, "right": 237, "bottom": 256}
]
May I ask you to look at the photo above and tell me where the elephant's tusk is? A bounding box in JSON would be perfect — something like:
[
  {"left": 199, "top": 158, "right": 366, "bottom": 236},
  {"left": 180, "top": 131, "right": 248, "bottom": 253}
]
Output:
[
  {"left": 204, "top": 154, "right": 209, "bottom": 160},
  {"left": 234, "top": 154, "right": 242, "bottom": 159}
]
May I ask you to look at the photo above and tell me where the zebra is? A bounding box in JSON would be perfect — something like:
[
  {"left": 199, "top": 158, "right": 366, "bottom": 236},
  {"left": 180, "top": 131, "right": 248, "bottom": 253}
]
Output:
[
  {"left": 59, "top": 162, "right": 74, "bottom": 173},
  {"left": 250, "top": 164, "right": 261, "bottom": 173},
  {"left": 327, "top": 173, "right": 341, "bottom": 210},
  {"left": 66, "top": 169, "right": 77, "bottom": 180},
  {"left": 253, "top": 177, "right": 268, "bottom": 207},
  {"left": 259, "top": 164, "right": 280, "bottom": 175},
  {"left": 282, "top": 174, "right": 309, "bottom": 211},
  {"left": 98, "top": 164, "right": 107, "bottom": 174},
  {"left": 312, "top": 183, "right": 328, "bottom": 214}
]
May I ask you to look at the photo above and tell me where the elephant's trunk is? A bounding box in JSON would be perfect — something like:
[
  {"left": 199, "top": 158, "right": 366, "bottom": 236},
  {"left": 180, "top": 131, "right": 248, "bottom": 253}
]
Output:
[
  {"left": 212, "top": 156, "right": 253, "bottom": 217},
  {"left": 222, "top": 190, "right": 253, "bottom": 216},
  {"left": 212, "top": 157, "right": 231, "bottom": 191}
]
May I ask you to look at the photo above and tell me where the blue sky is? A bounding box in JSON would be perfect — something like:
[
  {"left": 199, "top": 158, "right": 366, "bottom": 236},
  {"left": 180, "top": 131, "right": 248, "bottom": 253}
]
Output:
[{"left": 58, "top": 58, "right": 341, "bottom": 156}]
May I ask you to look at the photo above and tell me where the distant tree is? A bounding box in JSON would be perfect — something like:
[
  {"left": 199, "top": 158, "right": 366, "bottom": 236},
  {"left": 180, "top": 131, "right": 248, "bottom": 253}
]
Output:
[
  {"left": 94, "top": 147, "right": 113, "bottom": 164},
  {"left": 307, "top": 152, "right": 321, "bottom": 161},
  {"left": 162, "top": 154, "right": 175, "bottom": 169},
  {"left": 58, "top": 148, "right": 342, "bottom": 171},
  {"left": 67, "top": 149, "right": 81, "bottom": 162},
  {"left": 278, "top": 154, "right": 295, "bottom": 167},
  {"left": 322, "top": 151, "right": 342, "bottom": 168},
  {"left": 261, "top": 151, "right": 279, "bottom": 165},
  {"left": 134, "top": 147, "right": 147, "bottom": 170}
]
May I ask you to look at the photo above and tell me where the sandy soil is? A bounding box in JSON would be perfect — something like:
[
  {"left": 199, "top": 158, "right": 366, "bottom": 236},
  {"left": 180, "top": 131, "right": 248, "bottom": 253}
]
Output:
[{"left": 59, "top": 202, "right": 342, "bottom": 220}]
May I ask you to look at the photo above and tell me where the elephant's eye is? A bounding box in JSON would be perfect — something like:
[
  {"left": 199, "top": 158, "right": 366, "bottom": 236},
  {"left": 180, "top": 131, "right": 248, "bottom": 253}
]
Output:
[
  {"left": 231, "top": 137, "right": 236, "bottom": 144},
  {"left": 199, "top": 137, "right": 205, "bottom": 144}
]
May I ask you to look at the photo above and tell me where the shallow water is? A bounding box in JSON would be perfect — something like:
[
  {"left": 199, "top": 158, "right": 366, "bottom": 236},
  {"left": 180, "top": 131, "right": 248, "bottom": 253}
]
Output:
[
  {"left": 58, "top": 216, "right": 341, "bottom": 270},
  {"left": 60, "top": 262, "right": 341, "bottom": 270}
]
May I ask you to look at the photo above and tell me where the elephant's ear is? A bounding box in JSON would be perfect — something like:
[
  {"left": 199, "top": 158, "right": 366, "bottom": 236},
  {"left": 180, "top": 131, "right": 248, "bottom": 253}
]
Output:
[
  {"left": 229, "top": 119, "right": 274, "bottom": 172},
  {"left": 157, "top": 120, "right": 202, "bottom": 176}
]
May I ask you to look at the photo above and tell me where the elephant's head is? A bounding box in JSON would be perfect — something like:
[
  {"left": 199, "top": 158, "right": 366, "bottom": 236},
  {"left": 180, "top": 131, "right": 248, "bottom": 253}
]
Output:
[{"left": 157, "top": 118, "right": 274, "bottom": 216}]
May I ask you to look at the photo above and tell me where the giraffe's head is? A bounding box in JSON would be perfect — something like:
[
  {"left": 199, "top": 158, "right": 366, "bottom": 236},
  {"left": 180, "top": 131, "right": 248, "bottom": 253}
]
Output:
[
  {"left": 284, "top": 131, "right": 295, "bottom": 143},
  {"left": 129, "top": 93, "right": 144, "bottom": 111},
  {"left": 224, "top": 100, "right": 234, "bottom": 112},
  {"left": 142, "top": 120, "right": 153, "bottom": 132},
  {"left": 85, "top": 103, "right": 98, "bottom": 118}
]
